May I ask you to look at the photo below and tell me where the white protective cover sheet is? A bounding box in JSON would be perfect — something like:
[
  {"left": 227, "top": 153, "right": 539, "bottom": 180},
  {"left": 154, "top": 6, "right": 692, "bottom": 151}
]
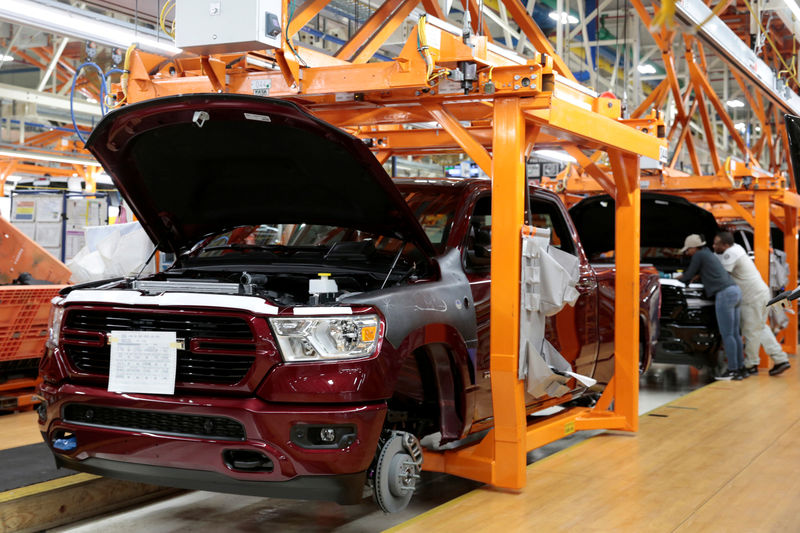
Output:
[
  {"left": 66, "top": 222, "right": 156, "bottom": 282},
  {"left": 518, "top": 227, "right": 594, "bottom": 397}
]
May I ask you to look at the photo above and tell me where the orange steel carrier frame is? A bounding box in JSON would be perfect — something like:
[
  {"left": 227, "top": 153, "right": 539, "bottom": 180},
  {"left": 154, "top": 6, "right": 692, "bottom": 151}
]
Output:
[
  {"left": 106, "top": 2, "right": 665, "bottom": 489},
  {"left": 541, "top": 1, "right": 800, "bottom": 363}
]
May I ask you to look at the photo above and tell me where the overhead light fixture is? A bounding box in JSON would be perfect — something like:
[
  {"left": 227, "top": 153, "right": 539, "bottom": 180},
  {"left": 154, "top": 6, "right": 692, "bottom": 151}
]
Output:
[
  {"left": 548, "top": 11, "right": 579, "bottom": 24},
  {"left": 734, "top": 122, "right": 746, "bottom": 132},
  {"left": 534, "top": 150, "right": 578, "bottom": 164},
  {"left": 637, "top": 64, "right": 657, "bottom": 75},
  {"left": 726, "top": 99, "right": 745, "bottom": 108},
  {"left": 0, "top": 0, "right": 182, "bottom": 57},
  {"left": 94, "top": 172, "right": 114, "bottom": 185},
  {"left": 0, "top": 55, "right": 15, "bottom": 62},
  {"left": 0, "top": 148, "right": 102, "bottom": 167}
]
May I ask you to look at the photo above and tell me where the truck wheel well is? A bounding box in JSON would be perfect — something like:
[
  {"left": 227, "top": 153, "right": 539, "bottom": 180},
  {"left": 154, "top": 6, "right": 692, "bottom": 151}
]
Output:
[{"left": 386, "top": 344, "right": 465, "bottom": 442}]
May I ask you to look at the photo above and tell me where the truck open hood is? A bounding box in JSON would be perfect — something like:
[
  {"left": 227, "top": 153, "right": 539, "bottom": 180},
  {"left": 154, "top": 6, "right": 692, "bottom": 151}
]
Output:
[
  {"left": 569, "top": 192, "right": 720, "bottom": 258},
  {"left": 86, "top": 94, "right": 435, "bottom": 256}
]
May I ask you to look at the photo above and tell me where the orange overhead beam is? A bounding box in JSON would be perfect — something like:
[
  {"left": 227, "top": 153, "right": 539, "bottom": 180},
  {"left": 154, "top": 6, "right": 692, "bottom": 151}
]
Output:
[
  {"left": 423, "top": 103, "right": 493, "bottom": 175},
  {"left": 287, "top": 0, "right": 332, "bottom": 37},
  {"left": 689, "top": 62, "right": 756, "bottom": 167},
  {"left": 564, "top": 145, "right": 616, "bottom": 196},
  {"left": 334, "top": 0, "right": 410, "bottom": 61},
  {"left": 0, "top": 161, "right": 16, "bottom": 197},
  {"left": 662, "top": 53, "right": 702, "bottom": 174},
  {"left": 420, "top": 0, "right": 446, "bottom": 19},
  {"left": 719, "top": 192, "right": 756, "bottom": 227},
  {"left": 500, "top": 0, "right": 576, "bottom": 82},
  {"left": 352, "top": 0, "right": 421, "bottom": 63},
  {"left": 685, "top": 36, "right": 721, "bottom": 174},
  {"left": 632, "top": 78, "right": 669, "bottom": 119},
  {"left": 669, "top": 98, "right": 699, "bottom": 170}
]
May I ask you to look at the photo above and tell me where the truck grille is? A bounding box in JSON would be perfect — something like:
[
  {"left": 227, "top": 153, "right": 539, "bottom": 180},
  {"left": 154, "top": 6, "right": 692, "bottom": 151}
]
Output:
[
  {"left": 660, "top": 285, "right": 685, "bottom": 319},
  {"left": 64, "top": 310, "right": 253, "bottom": 339},
  {"left": 63, "top": 404, "right": 246, "bottom": 440},
  {"left": 62, "top": 309, "right": 257, "bottom": 385},
  {"left": 64, "top": 345, "right": 255, "bottom": 384}
]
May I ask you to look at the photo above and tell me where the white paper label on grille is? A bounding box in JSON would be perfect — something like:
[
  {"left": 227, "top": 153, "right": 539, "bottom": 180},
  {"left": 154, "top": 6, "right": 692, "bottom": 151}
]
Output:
[{"left": 107, "top": 330, "right": 177, "bottom": 395}]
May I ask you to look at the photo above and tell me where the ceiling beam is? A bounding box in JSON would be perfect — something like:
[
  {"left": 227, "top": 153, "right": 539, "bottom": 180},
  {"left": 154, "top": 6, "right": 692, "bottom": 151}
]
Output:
[{"left": 0, "top": 81, "right": 102, "bottom": 117}]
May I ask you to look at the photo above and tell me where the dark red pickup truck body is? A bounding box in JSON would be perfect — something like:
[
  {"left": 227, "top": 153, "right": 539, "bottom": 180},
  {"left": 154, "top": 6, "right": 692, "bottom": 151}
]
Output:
[{"left": 37, "top": 95, "right": 660, "bottom": 505}]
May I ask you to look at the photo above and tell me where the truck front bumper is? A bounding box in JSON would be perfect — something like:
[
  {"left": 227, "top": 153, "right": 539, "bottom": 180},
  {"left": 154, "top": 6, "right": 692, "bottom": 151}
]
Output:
[{"left": 38, "top": 383, "right": 386, "bottom": 504}]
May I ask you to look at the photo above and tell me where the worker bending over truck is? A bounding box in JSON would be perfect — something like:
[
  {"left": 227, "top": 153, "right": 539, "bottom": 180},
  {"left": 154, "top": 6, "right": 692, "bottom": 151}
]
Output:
[{"left": 713, "top": 231, "right": 791, "bottom": 377}]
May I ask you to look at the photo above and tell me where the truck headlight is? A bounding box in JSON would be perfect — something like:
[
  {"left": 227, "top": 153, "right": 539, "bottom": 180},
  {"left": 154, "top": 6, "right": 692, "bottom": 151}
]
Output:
[
  {"left": 269, "top": 315, "right": 380, "bottom": 362},
  {"left": 47, "top": 302, "right": 65, "bottom": 346}
]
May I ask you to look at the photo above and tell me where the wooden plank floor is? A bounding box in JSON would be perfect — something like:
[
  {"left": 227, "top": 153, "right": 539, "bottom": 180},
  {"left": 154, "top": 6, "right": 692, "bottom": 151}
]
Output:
[
  {"left": 392, "top": 365, "right": 800, "bottom": 533},
  {"left": 0, "top": 411, "right": 40, "bottom": 451}
]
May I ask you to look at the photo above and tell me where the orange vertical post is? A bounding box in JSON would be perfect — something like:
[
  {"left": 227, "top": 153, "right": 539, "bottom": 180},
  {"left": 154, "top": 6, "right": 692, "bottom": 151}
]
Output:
[
  {"left": 489, "top": 96, "right": 527, "bottom": 489},
  {"left": 783, "top": 206, "right": 798, "bottom": 354},
  {"left": 754, "top": 191, "right": 771, "bottom": 367},
  {"left": 609, "top": 151, "right": 641, "bottom": 431},
  {"left": 754, "top": 191, "right": 771, "bottom": 280}
]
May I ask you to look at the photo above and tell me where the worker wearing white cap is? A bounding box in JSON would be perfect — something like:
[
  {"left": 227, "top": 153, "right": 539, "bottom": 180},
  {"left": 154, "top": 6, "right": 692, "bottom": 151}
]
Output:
[
  {"left": 713, "top": 231, "right": 791, "bottom": 376},
  {"left": 678, "top": 234, "right": 745, "bottom": 380}
]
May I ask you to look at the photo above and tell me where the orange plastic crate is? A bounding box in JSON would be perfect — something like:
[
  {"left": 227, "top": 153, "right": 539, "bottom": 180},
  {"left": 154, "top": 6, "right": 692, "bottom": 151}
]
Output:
[{"left": 0, "top": 285, "right": 67, "bottom": 362}]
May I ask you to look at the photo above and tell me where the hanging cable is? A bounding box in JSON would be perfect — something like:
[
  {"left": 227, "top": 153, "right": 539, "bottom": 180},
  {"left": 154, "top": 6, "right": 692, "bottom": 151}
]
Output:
[
  {"left": 70, "top": 62, "right": 107, "bottom": 144},
  {"left": 159, "top": 0, "right": 176, "bottom": 38},
  {"left": 417, "top": 15, "right": 449, "bottom": 84},
  {"left": 104, "top": 68, "right": 125, "bottom": 110},
  {"left": 417, "top": 15, "right": 434, "bottom": 80},
  {"left": 286, "top": 0, "right": 308, "bottom": 67},
  {"left": 117, "top": 43, "right": 138, "bottom": 108}
]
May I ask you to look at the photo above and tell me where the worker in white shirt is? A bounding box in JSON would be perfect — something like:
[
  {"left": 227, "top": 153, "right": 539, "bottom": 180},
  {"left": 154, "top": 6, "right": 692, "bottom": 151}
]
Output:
[{"left": 713, "top": 231, "right": 791, "bottom": 376}]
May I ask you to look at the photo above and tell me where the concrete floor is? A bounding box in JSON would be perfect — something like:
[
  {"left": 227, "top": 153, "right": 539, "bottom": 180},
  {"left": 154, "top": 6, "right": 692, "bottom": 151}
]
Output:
[{"left": 49, "top": 364, "right": 713, "bottom": 533}]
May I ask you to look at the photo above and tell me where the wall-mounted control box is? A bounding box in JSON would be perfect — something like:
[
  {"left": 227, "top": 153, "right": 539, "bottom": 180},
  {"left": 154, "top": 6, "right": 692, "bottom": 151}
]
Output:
[{"left": 176, "top": 0, "right": 283, "bottom": 55}]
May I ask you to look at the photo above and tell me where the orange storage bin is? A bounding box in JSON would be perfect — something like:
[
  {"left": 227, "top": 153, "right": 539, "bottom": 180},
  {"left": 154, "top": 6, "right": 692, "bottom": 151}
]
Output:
[
  {"left": 0, "top": 216, "right": 71, "bottom": 285},
  {"left": 0, "top": 285, "right": 67, "bottom": 362}
]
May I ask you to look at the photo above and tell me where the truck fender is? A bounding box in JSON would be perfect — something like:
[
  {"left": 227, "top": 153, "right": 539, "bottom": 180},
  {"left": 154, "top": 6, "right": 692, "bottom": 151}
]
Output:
[{"left": 395, "top": 325, "right": 476, "bottom": 441}]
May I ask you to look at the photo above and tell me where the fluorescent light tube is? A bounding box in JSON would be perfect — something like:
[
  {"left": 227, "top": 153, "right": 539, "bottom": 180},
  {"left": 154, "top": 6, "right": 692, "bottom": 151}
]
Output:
[
  {"left": 0, "top": 0, "right": 182, "bottom": 57},
  {"left": 548, "top": 12, "right": 579, "bottom": 24},
  {"left": 0, "top": 148, "right": 102, "bottom": 167}
]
